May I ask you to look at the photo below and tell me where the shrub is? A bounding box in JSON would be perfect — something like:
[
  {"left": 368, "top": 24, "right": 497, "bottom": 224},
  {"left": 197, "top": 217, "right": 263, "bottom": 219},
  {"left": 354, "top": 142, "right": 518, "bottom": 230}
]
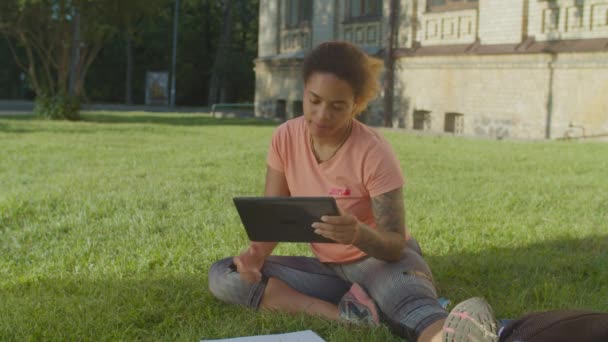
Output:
[{"left": 34, "top": 94, "right": 81, "bottom": 120}]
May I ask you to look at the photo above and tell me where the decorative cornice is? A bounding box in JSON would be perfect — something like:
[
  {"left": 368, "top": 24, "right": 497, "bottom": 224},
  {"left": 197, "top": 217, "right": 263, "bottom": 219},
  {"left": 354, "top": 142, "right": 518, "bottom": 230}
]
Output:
[{"left": 395, "top": 37, "right": 608, "bottom": 57}]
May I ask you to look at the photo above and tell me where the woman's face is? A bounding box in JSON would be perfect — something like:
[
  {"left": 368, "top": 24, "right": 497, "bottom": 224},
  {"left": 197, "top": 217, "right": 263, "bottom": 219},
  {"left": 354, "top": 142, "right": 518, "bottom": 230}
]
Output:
[{"left": 303, "top": 72, "right": 357, "bottom": 139}]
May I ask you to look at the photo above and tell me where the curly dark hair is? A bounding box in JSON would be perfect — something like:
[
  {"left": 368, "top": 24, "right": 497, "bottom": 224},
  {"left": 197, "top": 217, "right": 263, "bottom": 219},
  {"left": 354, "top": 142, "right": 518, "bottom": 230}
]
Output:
[{"left": 302, "top": 41, "right": 383, "bottom": 114}]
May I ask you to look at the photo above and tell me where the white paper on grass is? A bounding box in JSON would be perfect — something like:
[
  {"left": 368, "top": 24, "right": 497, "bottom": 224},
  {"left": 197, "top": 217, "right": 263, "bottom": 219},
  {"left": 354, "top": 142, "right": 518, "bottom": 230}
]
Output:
[{"left": 201, "top": 330, "right": 326, "bottom": 342}]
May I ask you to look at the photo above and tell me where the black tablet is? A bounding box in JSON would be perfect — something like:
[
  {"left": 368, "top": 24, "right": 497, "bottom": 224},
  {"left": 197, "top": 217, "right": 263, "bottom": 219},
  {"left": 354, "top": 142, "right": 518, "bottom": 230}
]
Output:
[{"left": 233, "top": 197, "right": 339, "bottom": 243}]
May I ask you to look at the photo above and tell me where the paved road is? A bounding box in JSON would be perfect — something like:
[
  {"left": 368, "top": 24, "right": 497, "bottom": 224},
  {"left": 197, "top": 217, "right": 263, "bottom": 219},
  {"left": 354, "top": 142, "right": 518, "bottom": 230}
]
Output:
[
  {"left": 0, "top": 100, "right": 33, "bottom": 115},
  {"left": 0, "top": 100, "right": 244, "bottom": 116}
]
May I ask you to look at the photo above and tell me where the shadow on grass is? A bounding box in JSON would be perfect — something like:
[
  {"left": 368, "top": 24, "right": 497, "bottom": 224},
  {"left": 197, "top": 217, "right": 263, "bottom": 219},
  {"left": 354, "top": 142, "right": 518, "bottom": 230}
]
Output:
[
  {"left": 0, "top": 273, "right": 399, "bottom": 341},
  {"left": 424, "top": 235, "right": 608, "bottom": 317},
  {"left": 0, "top": 114, "right": 36, "bottom": 121},
  {"left": 0, "top": 115, "right": 96, "bottom": 135},
  {"left": 0, "top": 113, "right": 279, "bottom": 135},
  {"left": 0, "top": 274, "right": 216, "bottom": 341},
  {"left": 0, "top": 115, "right": 37, "bottom": 134},
  {"left": 2, "top": 236, "right": 606, "bottom": 340}
]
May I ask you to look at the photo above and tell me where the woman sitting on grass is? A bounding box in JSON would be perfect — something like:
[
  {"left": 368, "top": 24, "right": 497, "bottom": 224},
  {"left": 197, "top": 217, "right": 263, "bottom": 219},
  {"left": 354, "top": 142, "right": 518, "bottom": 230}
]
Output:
[{"left": 208, "top": 41, "right": 501, "bottom": 342}]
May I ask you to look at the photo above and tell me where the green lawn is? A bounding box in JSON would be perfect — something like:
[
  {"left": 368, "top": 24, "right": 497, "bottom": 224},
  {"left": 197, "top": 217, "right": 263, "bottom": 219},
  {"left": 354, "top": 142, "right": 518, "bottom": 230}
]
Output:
[{"left": 1, "top": 112, "right": 607, "bottom": 341}]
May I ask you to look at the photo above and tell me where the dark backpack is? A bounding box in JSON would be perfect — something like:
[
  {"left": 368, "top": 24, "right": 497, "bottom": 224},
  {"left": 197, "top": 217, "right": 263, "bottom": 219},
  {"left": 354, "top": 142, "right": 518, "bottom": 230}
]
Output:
[{"left": 500, "top": 310, "right": 608, "bottom": 342}]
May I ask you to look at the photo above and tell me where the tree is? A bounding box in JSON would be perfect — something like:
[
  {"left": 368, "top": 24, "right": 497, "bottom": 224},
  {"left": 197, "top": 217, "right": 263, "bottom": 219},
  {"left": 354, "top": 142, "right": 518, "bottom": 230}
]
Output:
[
  {"left": 384, "top": 0, "right": 399, "bottom": 127},
  {"left": 207, "top": 0, "right": 259, "bottom": 105},
  {"left": 112, "top": 0, "right": 171, "bottom": 105},
  {"left": 0, "top": 39, "right": 27, "bottom": 99},
  {"left": 0, "top": 1, "right": 107, "bottom": 118},
  {"left": 0, "top": 0, "right": 259, "bottom": 109},
  {"left": 0, "top": 0, "right": 166, "bottom": 119},
  {"left": 207, "top": 0, "right": 233, "bottom": 106}
]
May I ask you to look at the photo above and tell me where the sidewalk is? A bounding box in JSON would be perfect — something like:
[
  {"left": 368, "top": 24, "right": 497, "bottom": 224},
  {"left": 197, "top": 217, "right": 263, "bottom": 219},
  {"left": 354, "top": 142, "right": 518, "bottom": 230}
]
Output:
[
  {"left": 0, "top": 100, "right": 220, "bottom": 115},
  {"left": 0, "top": 100, "right": 33, "bottom": 114}
]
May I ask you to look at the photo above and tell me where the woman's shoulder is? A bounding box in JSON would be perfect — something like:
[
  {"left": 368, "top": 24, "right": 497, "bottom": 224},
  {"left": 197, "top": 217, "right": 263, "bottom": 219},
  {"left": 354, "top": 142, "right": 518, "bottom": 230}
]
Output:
[
  {"left": 353, "top": 120, "right": 404, "bottom": 188},
  {"left": 274, "top": 116, "right": 306, "bottom": 136},
  {"left": 353, "top": 119, "right": 392, "bottom": 150}
]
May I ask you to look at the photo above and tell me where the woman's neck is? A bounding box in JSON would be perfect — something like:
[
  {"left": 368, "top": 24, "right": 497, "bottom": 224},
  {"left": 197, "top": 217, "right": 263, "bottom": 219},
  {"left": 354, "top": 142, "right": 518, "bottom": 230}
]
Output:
[
  {"left": 310, "top": 120, "right": 353, "bottom": 163},
  {"left": 311, "top": 120, "right": 353, "bottom": 148}
]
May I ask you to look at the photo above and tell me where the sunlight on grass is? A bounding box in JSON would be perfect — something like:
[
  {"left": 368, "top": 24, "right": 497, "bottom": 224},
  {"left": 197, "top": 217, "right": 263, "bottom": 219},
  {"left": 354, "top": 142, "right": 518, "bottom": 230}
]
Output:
[{"left": 1, "top": 112, "right": 606, "bottom": 341}]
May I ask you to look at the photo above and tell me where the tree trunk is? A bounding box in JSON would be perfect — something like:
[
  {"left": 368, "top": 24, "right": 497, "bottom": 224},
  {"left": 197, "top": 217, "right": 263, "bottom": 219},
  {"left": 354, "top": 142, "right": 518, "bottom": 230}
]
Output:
[
  {"left": 208, "top": 0, "right": 233, "bottom": 106},
  {"left": 68, "top": 7, "right": 81, "bottom": 97},
  {"left": 125, "top": 30, "right": 133, "bottom": 105},
  {"left": 220, "top": 84, "right": 227, "bottom": 103},
  {"left": 383, "top": 0, "right": 398, "bottom": 127}
]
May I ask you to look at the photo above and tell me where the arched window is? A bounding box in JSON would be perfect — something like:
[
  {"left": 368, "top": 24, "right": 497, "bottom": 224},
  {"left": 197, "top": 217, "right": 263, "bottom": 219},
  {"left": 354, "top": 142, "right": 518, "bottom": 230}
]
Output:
[
  {"left": 348, "top": 0, "right": 382, "bottom": 20},
  {"left": 285, "top": 0, "right": 312, "bottom": 28}
]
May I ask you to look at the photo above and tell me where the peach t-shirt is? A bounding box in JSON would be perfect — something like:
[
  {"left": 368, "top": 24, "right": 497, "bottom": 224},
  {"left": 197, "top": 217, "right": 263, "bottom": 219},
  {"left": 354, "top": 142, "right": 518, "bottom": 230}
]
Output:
[{"left": 266, "top": 116, "right": 405, "bottom": 263}]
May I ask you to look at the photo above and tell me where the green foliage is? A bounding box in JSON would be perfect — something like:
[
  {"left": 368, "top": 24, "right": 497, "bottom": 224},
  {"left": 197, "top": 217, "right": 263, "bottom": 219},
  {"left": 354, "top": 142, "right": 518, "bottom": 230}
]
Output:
[
  {"left": 0, "top": 40, "right": 27, "bottom": 99},
  {"left": 85, "top": 1, "right": 174, "bottom": 104},
  {"left": 34, "top": 94, "right": 81, "bottom": 120},
  {"left": 86, "top": 0, "right": 259, "bottom": 106},
  {"left": 2, "top": 112, "right": 605, "bottom": 340},
  {"left": 2, "top": 0, "right": 259, "bottom": 106},
  {"left": 0, "top": 0, "right": 118, "bottom": 114}
]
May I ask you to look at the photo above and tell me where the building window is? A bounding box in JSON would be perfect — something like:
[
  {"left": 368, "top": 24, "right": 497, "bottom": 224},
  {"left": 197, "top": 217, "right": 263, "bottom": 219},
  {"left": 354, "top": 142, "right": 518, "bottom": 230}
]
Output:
[
  {"left": 444, "top": 112, "right": 464, "bottom": 134},
  {"left": 286, "top": 0, "right": 312, "bottom": 28},
  {"left": 413, "top": 110, "right": 431, "bottom": 130},
  {"left": 348, "top": 0, "right": 382, "bottom": 20},
  {"left": 427, "top": 0, "right": 478, "bottom": 13},
  {"left": 292, "top": 100, "right": 303, "bottom": 117},
  {"left": 276, "top": 99, "right": 287, "bottom": 121},
  {"left": 548, "top": 7, "right": 560, "bottom": 30}
]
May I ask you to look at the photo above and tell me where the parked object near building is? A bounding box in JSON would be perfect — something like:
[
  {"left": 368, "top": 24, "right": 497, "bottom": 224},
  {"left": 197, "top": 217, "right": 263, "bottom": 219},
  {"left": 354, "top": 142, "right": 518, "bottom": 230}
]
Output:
[
  {"left": 145, "top": 71, "right": 169, "bottom": 106},
  {"left": 255, "top": 0, "right": 608, "bottom": 140}
]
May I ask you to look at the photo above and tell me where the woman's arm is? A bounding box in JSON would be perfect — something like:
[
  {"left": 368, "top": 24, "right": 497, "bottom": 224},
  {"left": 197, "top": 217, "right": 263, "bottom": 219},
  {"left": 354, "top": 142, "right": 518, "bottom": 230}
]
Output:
[
  {"left": 354, "top": 187, "right": 407, "bottom": 261},
  {"left": 250, "top": 166, "right": 291, "bottom": 256},
  {"left": 233, "top": 166, "right": 289, "bottom": 283},
  {"left": 312, "top": 187, "right": 407, "bottom": 262}
]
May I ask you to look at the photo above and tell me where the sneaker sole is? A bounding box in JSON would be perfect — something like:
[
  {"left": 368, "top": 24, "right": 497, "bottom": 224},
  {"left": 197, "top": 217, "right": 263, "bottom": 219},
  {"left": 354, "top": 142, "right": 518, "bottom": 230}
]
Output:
[{"left": 443, "top": 297, "right": 499, "bottom": 342}]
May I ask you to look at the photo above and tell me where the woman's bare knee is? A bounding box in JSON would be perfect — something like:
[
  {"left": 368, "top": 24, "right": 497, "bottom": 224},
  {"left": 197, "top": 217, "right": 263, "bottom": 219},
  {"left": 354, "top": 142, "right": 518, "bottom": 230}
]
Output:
[
  {"left": 260, "top": 277, "right": 292, "bottom": 310},
  {"left": 260, "top": 277, "right": 339, "bottom": 319}
]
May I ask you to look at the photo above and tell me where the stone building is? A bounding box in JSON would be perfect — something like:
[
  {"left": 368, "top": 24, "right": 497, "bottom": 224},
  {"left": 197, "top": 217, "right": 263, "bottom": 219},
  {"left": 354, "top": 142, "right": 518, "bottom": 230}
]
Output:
[{"left": 255, "top": 0, "right": 608, "bottom": 140}]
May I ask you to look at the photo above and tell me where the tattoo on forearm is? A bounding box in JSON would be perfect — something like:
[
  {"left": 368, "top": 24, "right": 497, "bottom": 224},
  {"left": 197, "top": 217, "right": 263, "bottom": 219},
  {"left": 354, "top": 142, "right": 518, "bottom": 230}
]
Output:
[
  {"left": 372, "top": 188, "right": 406, "bottom": 235},
  {"left": 356, "top": 188, "right": 406, "bottom": 261}
]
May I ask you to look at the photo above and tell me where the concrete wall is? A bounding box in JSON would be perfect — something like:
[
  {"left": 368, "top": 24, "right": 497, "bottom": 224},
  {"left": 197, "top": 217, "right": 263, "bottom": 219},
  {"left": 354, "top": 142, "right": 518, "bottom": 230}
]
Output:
[
  {"left": 395, "top": 51, "right": 608, "bottom": 139},
  {"left": 550, "top": 52, "right": 608, "bottom": 138},
  {"left": 255, "top": 0, "right": 608, "bottom": 139},
  {"left": 254, "top": 61, "right": 303, "bottom": 118},
  {"left": 479, "top": 0, "right": 525, "bottom": 45},
  {"left": 258, "top": 0, "right": 280, "bottom": 57},
  {"left": 396, "top": 54, "right": 550, "bottom": 139}
]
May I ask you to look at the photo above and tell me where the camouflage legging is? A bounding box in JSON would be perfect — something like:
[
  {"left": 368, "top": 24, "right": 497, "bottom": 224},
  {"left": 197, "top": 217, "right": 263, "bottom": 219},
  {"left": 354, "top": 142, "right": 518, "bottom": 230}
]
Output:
[{"left": 208, "top": 239, "right": 448, "bottom": 341}]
